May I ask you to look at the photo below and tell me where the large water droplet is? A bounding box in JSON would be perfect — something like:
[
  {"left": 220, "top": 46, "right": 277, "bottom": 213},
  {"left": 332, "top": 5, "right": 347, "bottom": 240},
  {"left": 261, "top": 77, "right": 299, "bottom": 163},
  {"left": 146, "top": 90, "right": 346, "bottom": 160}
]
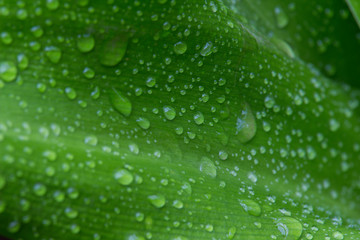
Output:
[
  {"left": 110, "top": 88, "right": 132, "bottom": 117},
  {"left": 114, "top": 169, "right": 134, "bottom": 186},
  {"left": 136, "top": 117, "right": 151, "bottom": 130},
  {"left": 148, "top": 194, "right": 166, "bottom": 208},
  {"left": 200, "top": 41, "right": 213, "bottom": 56},
  {"left": 65, "top": 207, "right": 78, "bottom": 219},
  {"left": 100, "top": 36, "right": 128, "bottom": 67},
  {"left": 199, "top": 157, "right": 217, "bottom": 178},
  {"left": 0, "top": 61, "right": 17, "bottom": 82},
  {"left": 7, "top": 221, "right": 20, "bottom": 233},
  {"left": 239, "top": 199, "right": 261, "bottom": 216},
  {"left": 235, "top": 103, "right": 257, "bottom": 143},
  {"left": 193, "top": 112, "right": 204, "bottom": 125},
  {"left": 275, "top": 217, "right": 303, "bottom": 240},
  {"left": 77, "top": 34, "right": 95, "bottom": 53}
]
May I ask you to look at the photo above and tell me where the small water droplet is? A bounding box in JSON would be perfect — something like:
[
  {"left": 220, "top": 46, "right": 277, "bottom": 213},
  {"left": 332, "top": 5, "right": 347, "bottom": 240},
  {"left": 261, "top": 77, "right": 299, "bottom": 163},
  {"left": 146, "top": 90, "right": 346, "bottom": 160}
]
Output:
[
  {"left": 227, "top": 226, "right": 237, "bottom": 239},
  {"left": 65, "top": 207, "right": 78, "bottom": 219},
  {"left": 199, "top": 157, "right": 216, "bottom": 178},
  {"left": 264, "top": 96, "right": 275, "bottom": 109},
  {"left": 110, "top": 88, "right": 132, "bottom": 117},
  {"left": 83, "top": 67, "right": 95, "bottom": 79},
  {"left": 148, "top": 194, "right": 166, "bottom": 208},
  {"left": 163, "top": 106, "right": 176, "bottom": 120},
  {"left": 274, "top": 6, "right": 289, "bottom": 28},
  {"left": 45, "top": 46, "right": 62, "bottom": 63},
  {"left": 0, "top": 61, "right": 17, "bottom": 82},
  {"left": 172, "top": 199, "right": 184, "bottom": 209},
  {"left": 1, "top": 32, "right": 13, "bottom": 45},
  {"left": 65, "top": 87, "right": 77, "bottom": 100},
  {"left": 46, "top": 0, "right": 59, "bottom": 10},
  {"left": 7, "top": 220, "right": 20, "bottom": 233},
  {"left": 114, "top": 169, "right": 134, "bottom": 186},
  {"left": 70, "top": 224, "right": 81, "bottom": 234},
  {"left": 332, "top": 231, "right": 344, "bottom": 240},
  {"left": 33, "top": 183, "right": 47, "bottom": 196},
  {"left": 239, "top": 199, "right": 261, "bottom": 216},
  {"left": 173, "top": 41, "right": 187, "bottom": 55},
  {"left": 329, "top": 118, "right": 340, "bottom": 132},
  {"left": 100, "top": 36, "right": 128, "bottom": 67},
  {"left": 275, "top": 217, "right": 303, "bottom": 240},
  {"left": 193, "top": 111, "right": 204, "bottom": 125},
  {"left": 84, "top": 135, "right": 98, "bottom": 146},
  {"left": 53, "top": 190, "right": 65, "bottom": 202},
  {"left": 136, "top": 117, "right": 151, "bottom": 130},
  {"left": 200, "top": 41, "right": 213, "bottom": 56},
  {"left": 77, "top": 34, "right": 95, "bottom": 53}
]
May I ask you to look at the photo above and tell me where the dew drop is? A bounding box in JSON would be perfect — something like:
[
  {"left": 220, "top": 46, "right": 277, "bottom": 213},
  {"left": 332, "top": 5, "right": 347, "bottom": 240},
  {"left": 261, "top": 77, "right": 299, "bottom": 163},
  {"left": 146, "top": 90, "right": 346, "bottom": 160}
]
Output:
[
  {"left": 274, "top": 6, "right": 289, "bottom": 28},
  {"left": 200, "top": 41, "right": 213, "bottom": 56},
  {"left": 45, "top": 46, "right": 62, "bottom": 63},
  {"left": 239, "top": 199, "right": 261, "bottom": 216},
  {"left": 70, "top": 224, "right": 81, "bottom": 234},
  {"left": 53, "top": 190, "right": 65, "bottom": 202},
  {"left": 100, "top": 36, "right": 128, "bottom": 67},
  {"left": 33, "top": 183, "right": 47, "bottom": 196},
  {"left": 329, "top": 119, "right": 340, "bottom": 132},
  {"left": 7, "top": 220, "right": 20, "bottom": 233},
  {"left": 173, "top": 41, "right": 187, "bottom": 55},
  {"left": 275, "top": 217, "right": 303, "bottom": 240},
  {"left": 136, "top": 117, "right": 151, "bottom": 129},
  {"left": 46, "top": 0, "right": 59, "bottom": 10},
  {"left": 193, "top": 112, "right": 204, "bottom": 125},
  {"left": 235, "top": 103, "right": 257, "bottom": 143},
  {"left": 65, "top": 87, "right": 77, "bottom": 100},
  {"left": 163, "top": 106, "right": 176, "bottom": 120},
  {"left": 84, "top": 135, "right": 98, "bottom": 146},
  {"left": 1, "top": 32, "right": 12, "bottom": 45},
  {"left": 0, "top": 61, "right": 17, "bottom": 82},
  {"left": 199, "top": 157, "right": 216, "bottom": 178},
  {"left": 227, "top": 226, "right": 236, "bottom": 239},
  {"left": 114, "top": 169, "right": 134, "bottom": 186},
  {"left": 148, "top": 194, "right": 166, "bottom": 208},
  {"left": 172, "top": 199, "right": 184, "bottom": 209},
  {"left": 83, "top": 67, "right": 95, "bottom": 79},
  {"left": 110, "top": 88, "right": 132, "bottom": 117},
  {"left": 65, "top": 207, "right": 78, "bottom": 219},
  {"left": 264, "top": 96, "right": 275, "bottom": 109},
  {"left": 332, "top": 231, "right": 344, "bottom": 240},
  {"left": 77, "top": 34, "right": 95, "bottom": 53}
]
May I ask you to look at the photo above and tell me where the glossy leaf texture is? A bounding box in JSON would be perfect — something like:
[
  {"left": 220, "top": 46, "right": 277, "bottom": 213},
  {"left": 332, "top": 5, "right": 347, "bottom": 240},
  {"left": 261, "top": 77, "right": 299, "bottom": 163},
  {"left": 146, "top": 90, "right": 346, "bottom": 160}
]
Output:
[
  {"left": 0, "top": 0, "right": 360, "bottom": 240},
  {"left": 346, "top": 0, "right": 360, "bottom": 28},
  {"left": 223, "top": 0, "right": 360, "bottom": 87}
]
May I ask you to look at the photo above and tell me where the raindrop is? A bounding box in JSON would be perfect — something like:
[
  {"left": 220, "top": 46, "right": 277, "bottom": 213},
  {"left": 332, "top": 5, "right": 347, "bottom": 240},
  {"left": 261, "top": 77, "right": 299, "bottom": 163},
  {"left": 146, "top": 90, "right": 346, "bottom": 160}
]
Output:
[
  {"left": 77, "top": 34, "right": 95, "bottom": 53},
  {"left": 239, "top": 199, "right": 261, "bottom": 216},
  {"left": 274, "top": 6, "right": 289, "bottom": 28},
  {"left": 45, "top": 46, "right": 62, "bottom": 63},
  {"left": 148, "top": 194, "right": 166, "bottom": 208},
  {"left": 173, "top": 41, "right": 187, "bottom": 55},
  {"left": 235, "top": 103, "right": 257, "bottom": 143},
  {"left": 110, "top": 88, "right": 132, "bottom": 117},
  {"left": 163, "top": 106, "right": 176, "bottom": 120},
  {"left": 199, "top": 157, "right": 216, "bottom": 178},
  {"left": 114, "top": 169, "right": 134, "bottom": 186},
  {"left": 0, "top": 61, "right": 17, "bottom": 82},
  {"left": 100, "top": 36, "right": 128, "bottom": 67},
  {"left": 275, "top": 217, "right": 303, "bottom": 240}
]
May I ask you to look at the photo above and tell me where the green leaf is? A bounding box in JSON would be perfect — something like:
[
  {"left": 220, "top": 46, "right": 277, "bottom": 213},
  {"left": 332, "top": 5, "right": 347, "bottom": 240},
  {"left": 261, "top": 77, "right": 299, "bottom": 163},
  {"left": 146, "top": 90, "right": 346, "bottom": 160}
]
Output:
[
  {"left": 223, "top": 0, "right": 360, "bottom": 87},
  {"left": 346, "top": 0, "right": 360, "bottom": 28},
  {"left": 0, "top": 0, "right": 360, "bottom": 240}
]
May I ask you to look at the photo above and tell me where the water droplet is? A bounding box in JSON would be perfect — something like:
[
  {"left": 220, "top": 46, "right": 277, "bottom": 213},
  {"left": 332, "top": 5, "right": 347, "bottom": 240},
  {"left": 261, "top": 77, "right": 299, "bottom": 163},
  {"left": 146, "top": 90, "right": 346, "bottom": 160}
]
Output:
[
  {"left": 65, "top": 87, "right": 77, "bottom": 100},
  {"left": 83, "top": 67, "right": 95, "bottom": 79},
  {"left": 30, "top": 26, "right": 44, "bottom": 38},
  {"left": 0, "top": 174, "right": 6, "bottom": 190},
  {"left": 136, "top": 117, "right": 150, "bottom": 130},
  {"left": 127, "top": 234, "right": 145, "bottom": 240},
  {"left": 129, "top": 143, "right": 140, "bottom": 155},
  {"left": 148, "top": 194, "right": 166, "bottom": 208},
  {"left": 219, "top": 150, "right": 228, "bottom": 160},
  {"left": 275, "top": 217, "right": 303, "bottom": 240},
  {"left": 199, "top": 157, "right": 216, "bottom": 178},
  {"left": 193, "top": 112, "right": 204, "bottom": 125},
  {"left": 173, "top": 41, "right": 187, "bottom": 55},
  {"left": 45, "top": 46, "right": 62, "bottom": 63},
  {"left": 239, "top": 199, "right": 261, "bottom": 216},
  {"left": 200, "top": 41, "right": 213, "bottom": 56},
  {"left": 33, "top": 183, "right": 47, "bottom": 196},
  {"left": 7, "top": 220, "right": 20, "bottom": 233},
  {"left": 46, "top": 0, "right": 59, "bottom": 10},
  {"left": 114, "top": 169, "right": 134, "bottom": 186},
  {"left": 17, "top": 54, "right": 29, "bottom": 70},
  {"left": 332, "top": 231, "right": 344, "bottom": 240},
  {"left": 84, "top": 135, "right": 98, "bottom": 146},
  {"left": 65, "top": 207, "right": 78, "bottom": 219},
  {"left": 110, "top": 88, "right": 132, "bottom": 117},
  {"left": 43, "top": 150, "right": 57, "bottom": 161},
  {"left": 274, "top": 6, "right": 289, "bottom": 28},
  {"left": 163, "top": 106, "right": 176, "bottom": 120},
  {"left": 172, "top": 200, "right": 184, "bottom": 209},
  {"left": 227, "top": 226, "right": 237, "bottom": 239},
  {"left": 100, "top": 36, "right": 128, "bottom": 67},
  {"left": 0, "top": 201, "right": 6, "bottom": 213},
  {"left": 235, "top": 103, "right": 257, "bottom": 143},
  {"left": 0, "top": 61, "right": 17, "bottom": 82},
  {"left": 70, "top": 224, "right": 81, "bottom": 234},
  {"left": 205, "top": 224, "right": 214, "bottom": 232},
  {"left": 53, "top": 190, "right": 65, "bottom": 202},
  {"left": 146, "top": 77, "right": 156, "bottom": 87},
  {"left": 77, "top": 34, "right": 95, "bottom": 53},
  {"left": 329, "top": 119, "right": 340, "bottom": 132},
  {"left": 264, "top": 96, "right": 275, "bottom": 109},
  {"left": 1, "top": 32, "right": 12, "bottom": 45}
]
